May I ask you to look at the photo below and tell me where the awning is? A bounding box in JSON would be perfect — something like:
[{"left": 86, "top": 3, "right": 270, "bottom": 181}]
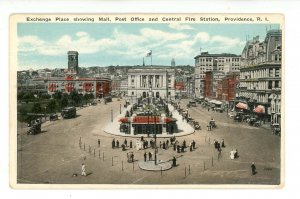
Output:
[
  {"left": 236, "top": 102, "right": 248, "bottom": 109},
  {"left": 253, "top": 105, "right": 265, "bottom": 113}
]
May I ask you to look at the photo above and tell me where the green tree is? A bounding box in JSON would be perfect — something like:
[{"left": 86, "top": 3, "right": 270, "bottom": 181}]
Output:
[
  {"left": 46, "top": 99, "right": 57, "bottom": 113},
  {"left": 22, "top": 93, "right": 35, "bottom": 103},
  {"left": 31, "top": 102, "right": 43, "bottom": 114},
  {"left": 53, "top": 91, "right": 62, "bottom": 100},
  {"left": 40, "top": 93, "right": 51, "bottom": 99},
  {"left": 70, "top": 91, "right": 81, "bottom": 106},
  {"left": 60, "top": 96, "right": 68, "bottom": 109}
]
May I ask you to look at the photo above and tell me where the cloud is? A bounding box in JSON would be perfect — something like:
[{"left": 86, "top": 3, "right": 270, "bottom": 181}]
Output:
[
  {"left": 18, "top": 27, "right": 244, "bottom": 68},
  {"left": 169, "top": 23, "right": 194, "bottom": 30},
  {"left": 140, "top": 28, "right": 188, "bottom": 41}
]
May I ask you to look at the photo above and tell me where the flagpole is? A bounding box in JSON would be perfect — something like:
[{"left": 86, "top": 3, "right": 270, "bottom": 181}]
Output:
[{"left": 151, "top": 53, "right": 152, "bottom": 66}]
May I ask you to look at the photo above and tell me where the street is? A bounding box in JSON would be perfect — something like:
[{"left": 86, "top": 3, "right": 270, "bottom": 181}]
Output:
[{"left": 17, "top": 98, "right": 281, "bottom": 185}]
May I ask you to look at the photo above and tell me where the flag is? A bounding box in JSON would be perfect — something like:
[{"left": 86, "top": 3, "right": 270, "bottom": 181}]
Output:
[{"left": 146, "top": 50, "right": 152, "bottom": 57}]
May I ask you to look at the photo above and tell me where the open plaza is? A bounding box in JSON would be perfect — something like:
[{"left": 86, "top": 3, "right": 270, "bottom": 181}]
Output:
[{"left": 17, "top": 98, "right": 280, "bottom": 185}]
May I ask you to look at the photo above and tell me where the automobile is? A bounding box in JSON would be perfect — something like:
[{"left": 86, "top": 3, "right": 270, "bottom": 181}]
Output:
[
  {"left": 272, "top": 123, "right": 281, "bottom": 135},
  {"left": 234, "top": 112, "right": 243, "bottom": 122},
  {"left": 61, "top": 107, "right": 76, "bottom": 119},
  {"left": 91, "top": 100, "right": 97, "bottom": 105},
  {"left": 193, "top": 121, "right": 201, "bottom": 130},
  {"left": 189, "top": 101, "right": 197, "bottom": 107},
  {"left": 248, "top": 116, "right": 259, "bottom": 126},
  {"left": 215, "top": 107, "right": 224, "bottom": 113},
  {"left": 49, "top": 113, "right": 58, "bottom": 121},
  {"left": 27, "top": 120, "right": 42, "bottom": 135},
  {"left": 228, "top": 111, "right": 237, "bottom": 118}
]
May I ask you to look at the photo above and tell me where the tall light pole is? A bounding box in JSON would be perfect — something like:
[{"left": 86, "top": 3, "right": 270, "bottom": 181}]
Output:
[
  {"left": 154, "top": 109, "right": 157, "bottom": 165},
  {"left": 120, "top": 102, "right": 121, "bottom": 114},
  {"left": 111, "top": 109, "right": 113, "bottom": 122}
]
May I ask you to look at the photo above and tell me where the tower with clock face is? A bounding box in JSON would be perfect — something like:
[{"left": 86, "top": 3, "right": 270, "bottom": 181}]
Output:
[{"left": 68, "top": 51, "right": 79, "bottom": 74}]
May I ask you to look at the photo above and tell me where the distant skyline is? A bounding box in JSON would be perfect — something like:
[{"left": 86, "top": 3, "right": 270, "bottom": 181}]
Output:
[{"left": 17, "top": 23, "right": 279, "bottom": 70}]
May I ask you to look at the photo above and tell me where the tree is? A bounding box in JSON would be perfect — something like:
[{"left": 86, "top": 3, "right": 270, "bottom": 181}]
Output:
[
  {"left": 53, "top": 91, "right": 62, "bottom": 100},
  {"left": 40, "top": 93, "right": 51, "bottom": 99},
  {"left": 46, "top": 99, "right": 57, "bottom": 113},
  {"left": 60, "top": 96, "right": 68, "bottom": 109},
  {"left": 70, "top": 91, "right": 81, "bottom": 106},
  {"left": 22, "top": 93, "right": 35, "bottom": 103},
  {"left": 31, "top": 103, "right": 43, "bottom": 114}
]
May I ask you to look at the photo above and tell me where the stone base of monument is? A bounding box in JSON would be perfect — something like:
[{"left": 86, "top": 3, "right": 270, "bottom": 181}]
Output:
[{"left": 138, "top": 160, "right": 173, "bottom": 171}]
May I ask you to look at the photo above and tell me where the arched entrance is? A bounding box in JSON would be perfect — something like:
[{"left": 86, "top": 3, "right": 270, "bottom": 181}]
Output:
[{"left": 142, "top": 92, "right": 147, "bottom": 98}]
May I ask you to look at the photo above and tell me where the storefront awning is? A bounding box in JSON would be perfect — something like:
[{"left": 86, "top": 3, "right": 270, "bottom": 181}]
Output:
[
  {"left": 236, "top": 102, "right": 248, "bottom": 109},
  {"left": 253, "top": 105, "right": 265, "bottom": 113}
]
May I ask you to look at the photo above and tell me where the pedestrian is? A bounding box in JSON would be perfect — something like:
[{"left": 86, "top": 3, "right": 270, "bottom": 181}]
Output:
[
  {"left": 131, "top": 153, "right": 134, "bottom": 162},
  {"left": 181, "top": 145, "right": 185, "bottom": 153},
  {"left": 98, "top": 139, "right": 100, "bottom": 147},
  {"left": 177, "top": 145, "right": 180, "bottom": 153},
  {"left": 234, "top": 149, "right": 239, "bottom": 159},
  {"left": 160, "top": 141, "right": 162, "bottom": 148},
  {"left": 81, "top": 163, "right": 86, "bottom": 176},
  {"left": 251, "top": 162, "right": 257, "bottom": 175},
  {"left": 166, "top": 140, "right": 169, "bottom": 147},
  {"left": 112, "top": 139, "right": 115, "bottom": 149},
  {"left": 148, "top": 152, "right": 152, "bottom": 161},
  {"left": 218, "top": 148, "right": 222, "bottom": 160},
  {"left": 189, "top": 143, "right": 193, "bottom": 152},
  {"left": 192, "top": 140, "right": 196, "bottom": 149},
  {"left": 214, "top": 140, "right": 218, "bottom": 149},
  {"left": 144, "top": 152, "right": 147, "bottom": 162},
  {"left": 173, "top": 143, "right": 176, "bottom": 151},
  {"left": 221, "top": 139, "right": 225, "bottom": 148},
  {"left": 141, "top": 136, "right": 144, "bottom": 141},
  {"left": 172, "top": 156, "right": 177, "bottom": 167},
  {"left": 183, "top": 140, "right": 186, "bottom": 148},
  {"left": 116, "top": 140, "right": 119, "bottom": 148},
  {"left": 162, "top": 141, "right": 166, "bottom": 150},
  {"left": 124, "top": 139, "right": 127, "bottom": 147},
  {"left": 130, "top": 140, "right": 132, "bottom": 148}
]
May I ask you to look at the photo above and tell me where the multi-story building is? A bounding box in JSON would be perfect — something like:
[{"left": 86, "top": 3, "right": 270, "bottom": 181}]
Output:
[
  {"left": 239, "top": 29, "right": 282, "bottom": 123},
  {"left": 204, "top": 71, "right": 225, "bottom": 99},
  {"left": 47, "top": 51, "right": 111, "bottom": 98},
  {"left": 194, "top": 52, "right": 241, "bottom": 97},
  {"left": 127, "top": 66, "right": 176, "bottom": 102},
  {"left": 216, "top": 72, "right": 240, "bottom": 108}
]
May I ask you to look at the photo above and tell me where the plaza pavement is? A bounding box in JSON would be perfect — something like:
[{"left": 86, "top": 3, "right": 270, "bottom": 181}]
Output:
[{"left": 16, "top": 98, "right": 281, "bottom": 186}]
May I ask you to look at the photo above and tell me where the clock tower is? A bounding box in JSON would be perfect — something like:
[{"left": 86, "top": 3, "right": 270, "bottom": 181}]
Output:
[{"left": 67, "top": 51, "right": 79, "bottom": 74}]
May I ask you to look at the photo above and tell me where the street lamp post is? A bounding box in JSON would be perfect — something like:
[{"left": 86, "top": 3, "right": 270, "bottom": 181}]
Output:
[
  {"left": 154, "top": 111, "right": 157, "bottom": 165},
  {"left": 120, "top": 103, "right": 121, "bottom": 114},
  {"left": 111, "top": 109, "right": 113, "bottom": 122}
]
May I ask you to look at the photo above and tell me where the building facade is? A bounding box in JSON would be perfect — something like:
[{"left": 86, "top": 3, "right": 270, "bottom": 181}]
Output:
[
  {"left": 239, "top": 29, "right": 282, "bottom": 123},
  {"left": 194, "top": 52, "right": 241, "bottom": 97},
  {"left": 47, "top": 51, "right": 111, "bottom": 98},
  {"left": 127, "top": 66, "right": 176, "bottom": 102},
  {"left": 216, "top": 72, "right": 240, "bottom": 107},
  {"left": 204, "top": 71, "right": 225, "bottom": 99}
]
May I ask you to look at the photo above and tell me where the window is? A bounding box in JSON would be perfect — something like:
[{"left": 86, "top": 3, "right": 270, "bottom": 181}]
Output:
[
  {"left": 268, "top": 81, "right": 272, "bottom": 89},
  {"left": 132, "top": 91, "right": 134, "bottom": 95},
  {"left": 275, "top": 69, "right": 280, "bottom": 77}
]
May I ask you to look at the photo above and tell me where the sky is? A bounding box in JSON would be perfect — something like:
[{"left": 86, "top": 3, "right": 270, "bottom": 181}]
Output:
[{"left": 17, "top": 23, "right": 279, "bottom": 70}]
